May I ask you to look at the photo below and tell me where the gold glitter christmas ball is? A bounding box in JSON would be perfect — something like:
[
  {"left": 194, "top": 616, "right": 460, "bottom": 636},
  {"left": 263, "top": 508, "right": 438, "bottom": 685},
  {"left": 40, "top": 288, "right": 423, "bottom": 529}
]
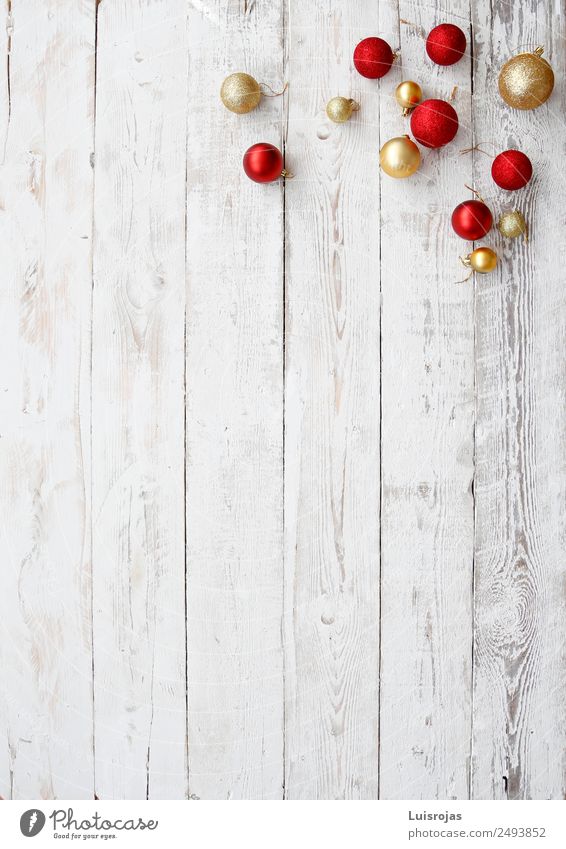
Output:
[
  {"left": 395, "top": 80, "right": 422, "bottom": 115},
  {"left": 220, "top": 72, "right": 261, "bottom": 114},
  {"left": 498, "top": 48, "right": 554, "bottom": 110},
  {"left": 497, "top": 210, "right": 528, "bottom": 239},
  {"left": 325, "top": 97, "right": 359, "bottom": 123},
  {"left": 379, "top": 135, "right": 421, "bottom": 179}
]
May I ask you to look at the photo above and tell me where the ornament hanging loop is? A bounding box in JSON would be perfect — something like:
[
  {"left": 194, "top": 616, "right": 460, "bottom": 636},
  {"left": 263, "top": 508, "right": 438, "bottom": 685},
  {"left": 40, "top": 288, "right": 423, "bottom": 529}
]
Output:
[
  {"left": 510, "top": 44, "right": 546, "bottom": 55},
  {"left": 259, "top": 81, "right": 289, "bottom": 98},
  {"left": 459, "top": 142, "right": 496, "bottom": 158},
  {"left": 399, "top": 19, "right": 426, "bottom": 38},
  {"left": 456, "top": 256, "right": 473, "bottom": 283},
  {"left": 281, "top": 168, "right": 294, "bottom": 179},
  {"left": 464, "top": 183, "right": 487, "bottom": 204}
]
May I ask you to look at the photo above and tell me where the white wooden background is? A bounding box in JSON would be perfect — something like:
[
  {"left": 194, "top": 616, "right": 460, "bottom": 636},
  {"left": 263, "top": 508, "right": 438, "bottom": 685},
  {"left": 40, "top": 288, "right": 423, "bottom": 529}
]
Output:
[{"left": 0, "top": 0, "right": 565, "bottom": 801}]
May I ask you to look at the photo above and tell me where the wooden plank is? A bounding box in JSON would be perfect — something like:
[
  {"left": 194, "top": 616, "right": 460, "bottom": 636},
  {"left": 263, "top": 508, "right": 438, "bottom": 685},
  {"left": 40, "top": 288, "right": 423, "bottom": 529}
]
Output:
[
  {"left": 0, "top": 0, "right": 95, "bottom": 798},
  {"left": 185, "top": 1, "right": 285, "bottom": 800},
  {"left": 284, "top": 1, "right": 382, "bottom": 799},
  {"left": 92, "top": 0, "right": 188, "bottom": 799},
  {"left": 378, "top": 1, "right": 475, "bottom": 798},
  {"left": 471, "top": 0, "right": 566, "bottom": 800}
]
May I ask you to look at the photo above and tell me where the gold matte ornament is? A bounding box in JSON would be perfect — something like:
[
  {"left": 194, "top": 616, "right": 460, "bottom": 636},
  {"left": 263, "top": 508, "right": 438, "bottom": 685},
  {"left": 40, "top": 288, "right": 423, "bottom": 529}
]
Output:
[
  {"left": 326, "top": 97, "right": 360, "bottom": 123},
  {"left": 461, "top": 247, "right": 498, "bottom": 274},
  {"left": 379, "top": 135, "right": 421, "bottom": 179},
  {"left": 395, "top": 80, "right": 423, "bottom": 115},
  {"left": 497, "top": 210, "right": 528, "bottom": 240},
  {"left": 498, "top": 47, "right": 554, "bottom": 110},
  {"left": 221, "top": 72, "right": 262, "bottom": 114}
]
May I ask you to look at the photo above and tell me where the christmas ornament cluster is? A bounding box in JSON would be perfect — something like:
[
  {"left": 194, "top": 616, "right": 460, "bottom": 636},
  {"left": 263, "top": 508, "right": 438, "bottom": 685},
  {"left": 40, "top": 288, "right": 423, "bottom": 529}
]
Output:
[{"left": 221, "top": 23, "right": 555, "bottom": 278}]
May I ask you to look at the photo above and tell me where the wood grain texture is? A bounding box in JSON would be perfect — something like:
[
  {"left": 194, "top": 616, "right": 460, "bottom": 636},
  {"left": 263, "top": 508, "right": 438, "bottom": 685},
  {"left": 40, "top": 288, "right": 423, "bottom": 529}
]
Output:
[
  {"left": 92, "top": 0, "right": 188, "bottom": 799},
  {"left": 0, "top": 0, "right": 95, "bottom": 799},
  {"left": 471, "top": 0, "right": 566, "bottom": 800},
  {"left": 1, "top": 0, "right": 566, "bottom": 802},
  {"left": 378, "top": 0, "right": 475, "bottom": 799},
  {"left": 284, "top": 1, "right": 381, "bottom": 799},
  {"left": 185, "top": 0, "right": 285, "bottom": 800}
]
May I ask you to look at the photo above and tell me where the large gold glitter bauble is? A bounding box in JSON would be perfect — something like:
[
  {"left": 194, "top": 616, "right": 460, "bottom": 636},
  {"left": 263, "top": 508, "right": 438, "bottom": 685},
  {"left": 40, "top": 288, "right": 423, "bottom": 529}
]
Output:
[
  {"left": 379, "top": 135, "right": 421, "bottom": 179},
  {"left": 498, "top": 48, "right": 554, "bottom": 110},
  {"left": 220, "top": 73, "right": 261, "bottom": 114},
  {"left": 462, "top": 247, "right": 498, "bottom": 274},
  {"left": 497, "top": 210, "right": 528, "bottom": 240},
  {"left": 395, "top": 80, "right": 422, "bottom": 115},
  {"left": 326, "top": 97, "right": 360, "bottom": 123}
]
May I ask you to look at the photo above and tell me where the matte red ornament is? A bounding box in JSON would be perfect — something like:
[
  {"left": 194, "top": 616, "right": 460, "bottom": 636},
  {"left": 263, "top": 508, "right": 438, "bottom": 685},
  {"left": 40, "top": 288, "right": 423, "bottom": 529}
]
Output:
[
  {"left": 410, "top": 99, "right": 459, "bottom": 148},
  {"left": 491, "top": 149, "right": 533, "bottom": 190},
  {"left": 243, "top": 142, "right": 284, "bottom": 183},
  {"left": 426, "top": 23, "right": 467, "bottom": 65},
  {"left": 353, "top": 37, "right": 395, "bottom": 79},
  {"left": 451, "top": 200, "right": 493, "bottom": 240}
]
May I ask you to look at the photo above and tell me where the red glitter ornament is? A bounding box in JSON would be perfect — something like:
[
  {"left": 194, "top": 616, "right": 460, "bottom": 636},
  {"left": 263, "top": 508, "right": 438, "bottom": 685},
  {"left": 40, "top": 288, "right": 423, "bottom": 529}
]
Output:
[
  {"left": 491, "top": 149, "right": 533, "bottom": 190},
  {"left": 353, "top": 37, "right": 395, "bottom": 79},
  {"left": 410, "top": 99, "right": 459, "bottom": 149},
  {"left": 426, "top": 23, "right": 467, "bottom": 66},
  {"left": 451, "top": 199, "right": 493, "bottom": 240},
  {"left": 243, "top": 142, "right": 284, "bottom": 183}
]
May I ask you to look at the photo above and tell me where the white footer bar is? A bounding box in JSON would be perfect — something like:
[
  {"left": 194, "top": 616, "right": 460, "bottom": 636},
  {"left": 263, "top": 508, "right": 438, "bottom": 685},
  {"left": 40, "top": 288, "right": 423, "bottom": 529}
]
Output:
[{"left": 2, "top": 799, "right": 564, "bottom": 849}]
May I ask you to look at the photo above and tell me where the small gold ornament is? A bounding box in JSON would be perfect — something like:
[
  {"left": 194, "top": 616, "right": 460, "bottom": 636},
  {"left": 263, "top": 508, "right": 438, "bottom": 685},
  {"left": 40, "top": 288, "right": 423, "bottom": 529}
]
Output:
[
  {"left": 379, "top": 135, "right": 421, "bottom": 179},
  {"left": 498, "top": 47, "right": 554, "bottom": 110},
  {"left": 395, "top": 80, "right": 422, "bottom": 115},
  {"left": 497, "top": 210, "right": 528, "bottom": 240},
  {"left": 460, "top": 247, "right": 498, "bottom": 275},
  {"left": 325, "top": 97, "right": 360, "bottom": 123},
  {"left": 221, "top": 72, "right": 262, "bottom": 114}
]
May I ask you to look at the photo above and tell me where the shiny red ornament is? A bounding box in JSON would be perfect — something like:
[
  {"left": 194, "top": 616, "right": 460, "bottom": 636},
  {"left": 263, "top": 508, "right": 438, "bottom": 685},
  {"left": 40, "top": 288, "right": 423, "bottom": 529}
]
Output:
[
  {"left": 425, "top": 23, "right": 467, "bottom": 65},
  {"left": 451, "top": 200, "right": 493, "bottom": 240},
  {"left": 410, "top": 99, "right": 459, "bottom": 149},
  {"left": 491, "top": 149, "right": 533, "bottom": 190},
  {"left": 243, "top": 142, "right": 284, "bottom": 183},
  {"left": 353, "top": 37, "right": 395, "bottom": 79}
]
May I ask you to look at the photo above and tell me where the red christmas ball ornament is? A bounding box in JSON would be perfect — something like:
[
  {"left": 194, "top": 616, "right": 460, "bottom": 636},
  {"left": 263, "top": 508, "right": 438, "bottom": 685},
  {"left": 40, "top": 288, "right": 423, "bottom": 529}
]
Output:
[
  {"left": 491, "top": 149, "right": 533, "bottom": 190},
  {"left": 410, "top": 99, "right": 459, "bottom": 148},
  {"left": 451, "top": 199, "right": 493, "bottom": 240},
  {"left": 243, "top": 142, "right": 284, "bottom": 183},
  {"left": 353, "top": 37, "right": 395, "bottom": 79},
  {"left": 426, "top": 23, "right": 467, "bottom": 65}
]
